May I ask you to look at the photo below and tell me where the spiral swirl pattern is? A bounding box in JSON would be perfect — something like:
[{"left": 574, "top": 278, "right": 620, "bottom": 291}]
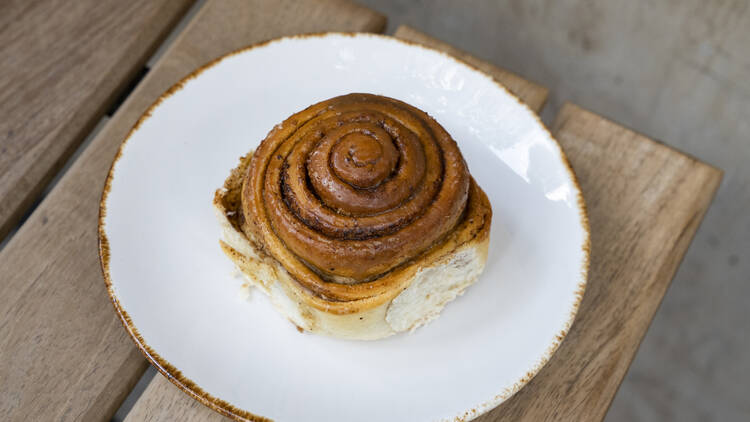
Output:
[{"left": 243, "top": 94, "right": 471, "bottom": 295}]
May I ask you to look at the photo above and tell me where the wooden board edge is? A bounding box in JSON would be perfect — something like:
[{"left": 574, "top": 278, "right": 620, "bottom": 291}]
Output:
[{"left": 554, "top": 102, "right": 724, "bottom": 177}]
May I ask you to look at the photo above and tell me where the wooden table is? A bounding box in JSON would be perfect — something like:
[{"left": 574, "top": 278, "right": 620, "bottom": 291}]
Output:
[{"left": 0, "top": 1, "right": 721, "bottom": 421}]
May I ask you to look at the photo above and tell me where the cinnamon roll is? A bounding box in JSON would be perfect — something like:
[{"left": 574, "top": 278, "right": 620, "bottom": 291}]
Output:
[{"left": 214, "top": 93, "right": 491, "bottom": 339}]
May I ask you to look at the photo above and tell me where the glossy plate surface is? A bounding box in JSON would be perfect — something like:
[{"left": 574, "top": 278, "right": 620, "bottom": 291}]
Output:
[{"left": 100, "top": 33, "right": 588, "bottom": 422}]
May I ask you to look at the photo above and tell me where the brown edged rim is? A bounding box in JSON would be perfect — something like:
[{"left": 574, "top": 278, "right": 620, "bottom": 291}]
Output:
[{"left": 97, "top": 31, "right": 590, "bottom": 422}]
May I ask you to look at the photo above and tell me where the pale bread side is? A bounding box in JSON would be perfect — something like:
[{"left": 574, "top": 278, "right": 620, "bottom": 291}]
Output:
[
  {"left": 213, "top": 154, "right": 489, "bottom": 340},
  {"left": 216, "top": 204, "right": 488, "bottom": 340}
]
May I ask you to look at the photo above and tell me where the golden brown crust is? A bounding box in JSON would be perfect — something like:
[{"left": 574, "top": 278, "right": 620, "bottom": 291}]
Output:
[
  {"left": 243, "top": 94, "right": 478, "bottom": 286},
  {"left": 217, "top": 179, "right": 491, "bottom": 315},
  {"left": 218, "top": 151, "right": 491, "bottom": 315}
]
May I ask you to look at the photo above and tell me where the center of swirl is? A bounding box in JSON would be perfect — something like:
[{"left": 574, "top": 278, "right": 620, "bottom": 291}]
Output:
[
  {"left": 249, "top": 93, "right": 471, "bottom": 282},
  {"left": 331, "top": 130, "right": 398, "bottom": 189}
]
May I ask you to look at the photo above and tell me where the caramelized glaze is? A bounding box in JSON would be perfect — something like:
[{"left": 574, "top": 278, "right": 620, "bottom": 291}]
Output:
[{"left": 242, "top": 94, "right": 483, "bottom": 298}]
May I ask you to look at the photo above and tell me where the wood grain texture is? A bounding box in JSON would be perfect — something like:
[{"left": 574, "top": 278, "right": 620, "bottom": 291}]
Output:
[
  {"left": 476, "top": 104, "right": 722, "bottom": 421},
  {"left": 126, "top": 375, "right": 228, "bottom": 422},
  {"left": 394, "top": 25, "right": 548, "bottom": 112},
  {"left": 0, "top": 0, "right": 194, "bottom": 242},
  {"left": 0, "top": 1, "right": 384, "bottom": 421}
]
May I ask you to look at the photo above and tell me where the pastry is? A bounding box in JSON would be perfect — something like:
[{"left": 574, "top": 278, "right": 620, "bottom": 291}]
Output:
[{"left": 214, "top": 93, "right": 492, "bottom": 340}]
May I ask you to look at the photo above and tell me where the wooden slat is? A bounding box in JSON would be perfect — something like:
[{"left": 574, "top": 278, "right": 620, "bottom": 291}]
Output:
[
  {"left": 394, "top": 25, "right": 548, "bottom": 112},
  {"left": 0, "top": 1, "right": 384, "bottom": 421},
  {"left": 0, "top": 0, "right": 194, "bottom": 242},
  {"left": 477, "top": 104, "right": 721, "bottom": 421},
  {"left": 125, "top": 375, "right": 227, "bottom": 422}
]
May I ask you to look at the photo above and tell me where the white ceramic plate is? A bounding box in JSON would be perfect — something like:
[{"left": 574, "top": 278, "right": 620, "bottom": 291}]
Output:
[{"left": 99, "top": 33, "right": 588, "bottom": 422}]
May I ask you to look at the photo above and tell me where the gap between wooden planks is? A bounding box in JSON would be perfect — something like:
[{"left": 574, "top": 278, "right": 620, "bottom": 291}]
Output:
[
  {"left": 0, "top": 0, "right": 195, "bottom": 243},
  {"left": 0, "top": 0, "right": 720, "bottom": 419},
  {"left": 0, "top": 1, "right": 384, "bottom": 421}
]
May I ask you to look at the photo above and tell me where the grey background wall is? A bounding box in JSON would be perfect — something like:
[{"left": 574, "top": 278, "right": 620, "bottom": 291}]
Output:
[{"left": 356, "top": 0, "right": 749, "bottom": 420}]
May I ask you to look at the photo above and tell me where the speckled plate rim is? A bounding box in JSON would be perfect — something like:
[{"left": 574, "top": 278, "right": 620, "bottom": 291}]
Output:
[{"left": 98, "top": 32, "right": 590, "bottom": 422}]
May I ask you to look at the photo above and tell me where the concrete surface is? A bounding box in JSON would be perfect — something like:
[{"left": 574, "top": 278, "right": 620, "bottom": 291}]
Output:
[{"left": 355, "top": 0, "right": 749, "bottom": 420}]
